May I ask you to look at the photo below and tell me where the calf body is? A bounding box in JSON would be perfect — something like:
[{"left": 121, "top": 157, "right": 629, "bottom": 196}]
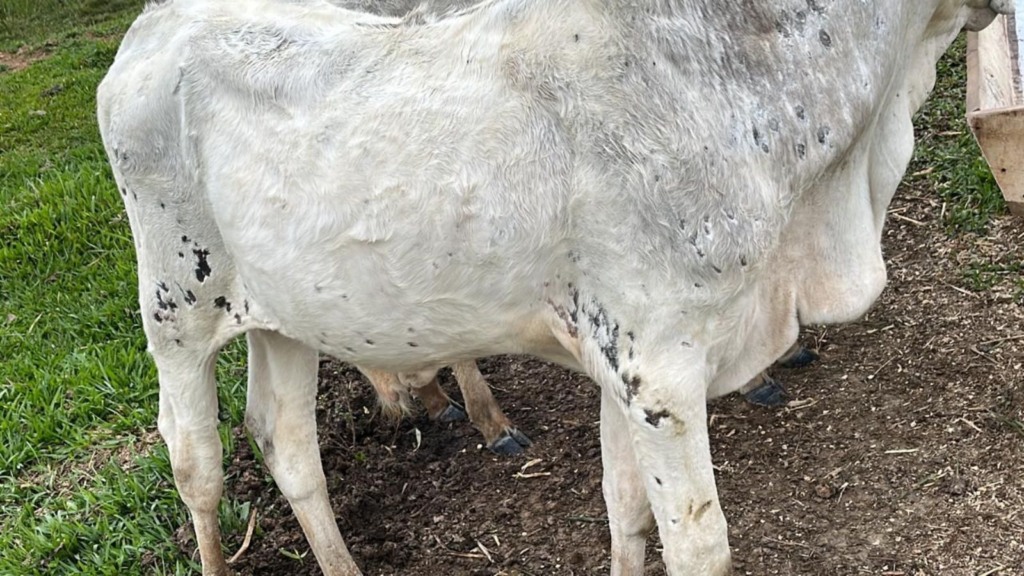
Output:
[{"left": 97, "top": 0, "right": 1008, "bottom": 574}]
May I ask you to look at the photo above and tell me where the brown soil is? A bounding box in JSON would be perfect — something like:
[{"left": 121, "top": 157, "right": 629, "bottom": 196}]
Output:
[
  {"left": 0, "top": 45, "right": 50, "bottom": 73},
  {"left": 208, "top": 184, "right": 1024, "bottom": 576}
]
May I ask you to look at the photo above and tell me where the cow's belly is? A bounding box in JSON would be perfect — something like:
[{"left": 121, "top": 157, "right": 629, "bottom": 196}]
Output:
[{"left": 214, "top": 180, "right": 567, "bottom": 370}]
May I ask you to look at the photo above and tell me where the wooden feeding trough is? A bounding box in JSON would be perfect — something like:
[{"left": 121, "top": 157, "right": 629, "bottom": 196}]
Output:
[{"left": 967, "top": 8, "right": 1024, "bottom": 216}]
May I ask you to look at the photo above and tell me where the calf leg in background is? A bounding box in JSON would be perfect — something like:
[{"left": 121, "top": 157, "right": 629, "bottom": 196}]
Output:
[
  {"left": 154, "top": 349, "right": 228, "bottom": 576},
  {"left": 740, "top": 371, "right": 790, "bottom": 407},
  {"left": 358, "top": 367, "right": 412, "bottom": 420},
  {"left": 776, "top": 341, "right": 819, "bottom": 368},
  {"left": 363, "top": 362, "right": 530, "bottom": 455},
  {"left": 246, "top": 329, "right": 361, "bottom": 576},
  {"left": 399, "top": 368, "right": 468, "bottom": 424},
  {"left": 451, "top": 361, "right": 531, "bottom": 455},
  {"left": 741, "top": 342, "right": 820, "bottom": 407}
]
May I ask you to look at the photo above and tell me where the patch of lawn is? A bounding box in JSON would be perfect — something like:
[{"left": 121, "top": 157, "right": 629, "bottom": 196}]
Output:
[
  {"left": 909, "top": 34, "right": 1006, "bottom": 234},
  {"left": 1, "top": 3, "right": 252, "bottom": 573}
]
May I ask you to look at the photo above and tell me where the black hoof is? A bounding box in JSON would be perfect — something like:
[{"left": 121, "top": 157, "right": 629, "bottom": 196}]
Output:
[
  {"left": 743, "top": 376, "right": 790, "bottom": 407},
  {"left": 437, "top": 404, "right": 467, "bottom": 423},
  {"left": 487, "top": 429, "right": 532, "bottom": 456},
  {"left": 778, "top": 346, "right": 819, "bottom": 369}
]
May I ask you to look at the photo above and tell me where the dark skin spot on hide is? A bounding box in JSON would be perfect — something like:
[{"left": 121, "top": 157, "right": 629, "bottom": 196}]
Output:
[
  {"left": 157, "top": 281, "right": 169, "bottom": 292},
  {"left": 214, "top": 296, "right": 231, "bottom": 312},
  {"left": 155, "top": 290, "right": 177, "bottom": 311},
  {"left": 131, "top": 190, "right": 137, "bottom": 201},
  {"left": 160, "top": 202, "right": 166, "bottom": 209},
  {"left": 622, "top": 374, "right": 641, "bottom": 402},
  {"left": 806, "top": 0, "right": 826, "bottom": 15},
  {"left": 407, "top": 342, "right": 418, "bottom": 347},
  {"left": 183, "top": 290, "right": 197, "bottom": 305},
  {"left": 644, "top": 408, "right": 671, "bottom": 427},
  {"left": 119, "top": 187, "right": 127, "bottom": 197},
  {"left": 569, "top": 287, "right": 580, "bottom": 325},
  {"left": 817, "top": 125, "right": 831, "bottom": 145},
  {"left": 689, "top": 233, "right": 705, "bottom": 258},
  {"left": 181, "top": 235, "right": 190, "bottom": 243},
  {"left": 818, "top": 29, "right": 832, "bottom": 48},
  {"left": 690, "top": 500, "right": 713, "bottom": 522},
  {"left": 794, "top": 10, "right": 807, "bottom": 31},
  {"left": 193, "top": 248, "right": 211, "bottom": 282},
  {"left": 153, "top": 312, "right": 164, "bottom": 323},
  {"left": 365, "top": 339, "right": 375, "bottom": 345},
  {"left": 244, "top": 300, "right": 250, "bottom": 313},
  {"left": 654, "top": 476, "right": 663, "bottom": 486},
  {"left": 584, "top": 302, "right": 619, "bottom": 372},
  {"left": 174, "top": 339, "right": 183, "bottom": 347},
  {"left": 178, "top": 252, "right": 184, "bottom": 259},
  {"left": 796, "top": 142, "right": 807, "bottom": 158},
  {"left": 795, "top": 104, "right": 806, "bottom": 120},
  {"left": 574, "top": 33, "right": 580, "bottom": 42},
  {"left": 234, "top": 313, "right": 242, "bottom": 324}
]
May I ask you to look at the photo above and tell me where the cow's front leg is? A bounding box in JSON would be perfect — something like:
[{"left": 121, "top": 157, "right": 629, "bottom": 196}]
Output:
[
  {"left": 604, "top": 374, "right": 731, "bottom": 576},
  {"left": 600, "top": 387, "right": 655, "bottom": 575}
]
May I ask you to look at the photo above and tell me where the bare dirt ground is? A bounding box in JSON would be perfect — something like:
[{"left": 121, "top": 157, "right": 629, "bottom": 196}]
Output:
[{"left": 210, "top": 181, "right": 1024, "bottom": 576}]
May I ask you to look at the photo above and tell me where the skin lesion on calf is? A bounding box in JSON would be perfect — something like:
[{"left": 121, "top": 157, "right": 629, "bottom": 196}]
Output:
[{"left": 688, "top": 499, "right": 713, "bottom": 524}]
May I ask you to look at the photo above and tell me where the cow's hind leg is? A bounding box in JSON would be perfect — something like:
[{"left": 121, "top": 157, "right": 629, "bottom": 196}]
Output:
[
  {"left": 154, "top": 349, "right": 228, "bottom": 576},
  {"left": 246, "top": 329, "right": 360, "bottom": 575},
  {"left": 452, "top": 361, "right": 531, "bottom": 455}
]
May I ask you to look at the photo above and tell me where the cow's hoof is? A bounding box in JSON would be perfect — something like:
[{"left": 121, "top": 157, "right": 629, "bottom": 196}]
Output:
[
  {"left": 778, "top": 346, "right": 819, "bottom": 369},
  {"left": 437, "top": 404, "right": 467, "bottom": 423},
  {"left": 743, "top": 376, "right": 790, "bottom": 407},
  {"left": 487, "top": 429, "right": 532, "bottom": 455}
]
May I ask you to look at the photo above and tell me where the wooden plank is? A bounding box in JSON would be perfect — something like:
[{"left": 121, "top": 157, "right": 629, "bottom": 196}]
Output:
[
  {"left": 967, "top": 105, "right": 1024, "bottom": 216},
  {"left": 974, "top": 14, "right": 1016, "bottom": 110}
]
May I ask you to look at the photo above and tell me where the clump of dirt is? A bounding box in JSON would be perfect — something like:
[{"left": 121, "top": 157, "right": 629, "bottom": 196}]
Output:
[{"left": 0, "top": 45, "right": 51, "bottom": 73}]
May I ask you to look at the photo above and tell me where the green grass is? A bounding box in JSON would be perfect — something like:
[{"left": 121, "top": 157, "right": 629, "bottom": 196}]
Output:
[
  {"left": 0, "top": 0, "right": 141, "bottom": 52},
  {"left": 0, "top": 2, "right": 252, "bottom": 573},
  {"left": 0, "top": 6, "right": 1012, "bottom": 576},
  {"left": 908, "top": 34, "right": 1006, "bottom": 234}
]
